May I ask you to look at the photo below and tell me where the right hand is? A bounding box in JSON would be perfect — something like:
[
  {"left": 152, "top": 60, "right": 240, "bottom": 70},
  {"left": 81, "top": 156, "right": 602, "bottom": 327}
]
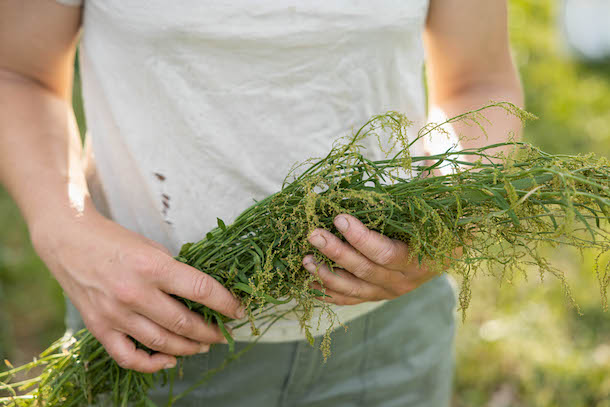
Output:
[{"left": 30, "top": 207, "right": 246, "bottom": 373}]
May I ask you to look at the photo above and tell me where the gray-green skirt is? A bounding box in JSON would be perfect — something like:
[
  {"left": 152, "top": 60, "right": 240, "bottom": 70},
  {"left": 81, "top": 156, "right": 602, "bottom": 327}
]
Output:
[{"left": 66, "top": 275, "right": 456, "bottom": 407}]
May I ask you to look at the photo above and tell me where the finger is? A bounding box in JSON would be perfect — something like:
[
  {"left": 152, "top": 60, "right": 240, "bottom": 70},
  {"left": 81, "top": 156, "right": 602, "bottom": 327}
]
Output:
[
  {"left": 101, "top": 330, "right": 177, "bottom": 373},
  {"left": 309, "top": 282, "right": 365, "bottom": 305},
  {"left": 156, "top": 260, "right": 247, "bottom": 320},
  {"left": 118, "top": 313, "right": 208, "bottom": 356},
  {"left": 332, "top": 214, "right": 409, "bottom": 268},
  {"left": 303, "top": 256, "right": 391, "bottom": 301},
  {"left": 308, "top": 228, "right": 402, "bottom": 287},
  {"left": 134, "top": 290, "right": 227, "bottom": 344}
]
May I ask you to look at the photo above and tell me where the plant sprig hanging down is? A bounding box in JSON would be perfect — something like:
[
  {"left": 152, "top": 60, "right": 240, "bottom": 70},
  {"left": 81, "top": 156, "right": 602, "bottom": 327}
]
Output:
[{"left": 2, "top": 102, "right": 609, "bottom": 406}]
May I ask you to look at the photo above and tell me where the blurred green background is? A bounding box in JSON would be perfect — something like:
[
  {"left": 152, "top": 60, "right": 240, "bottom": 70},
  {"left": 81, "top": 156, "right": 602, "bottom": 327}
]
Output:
[{"left": 0, "top": 0, "right": 609, "bottom": 405}]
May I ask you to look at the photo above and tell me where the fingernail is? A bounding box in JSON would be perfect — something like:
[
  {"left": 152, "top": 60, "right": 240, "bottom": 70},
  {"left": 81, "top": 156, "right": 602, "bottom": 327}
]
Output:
[
  {"left": 236, "top": 307, "right": 247, "bottom": 319},
  {"left": 303, "top": 261, "right": 316, "bottom": 273},
  {"left": 309, "top": 233, "right": 327, "bottom": 249},
  {"left": 334, "top": 215, "right": 349, "bottom": 232},
  {"left": 198, "top": 344, "right": 210, "bottom": 354},
  {"left": 164, "top": 360, "right": 177, "bottom": 369}
]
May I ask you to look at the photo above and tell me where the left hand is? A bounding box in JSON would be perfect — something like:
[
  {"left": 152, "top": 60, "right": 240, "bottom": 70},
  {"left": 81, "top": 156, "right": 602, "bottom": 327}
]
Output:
[{"left": 303, "top": 214, "right": 440, "bottom": 305}]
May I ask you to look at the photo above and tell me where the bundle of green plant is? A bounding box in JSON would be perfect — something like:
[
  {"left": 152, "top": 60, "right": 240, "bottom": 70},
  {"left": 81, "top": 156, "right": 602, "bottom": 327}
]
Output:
[{"left": 1, "top": 103, "right": 609, "bottom": 407}]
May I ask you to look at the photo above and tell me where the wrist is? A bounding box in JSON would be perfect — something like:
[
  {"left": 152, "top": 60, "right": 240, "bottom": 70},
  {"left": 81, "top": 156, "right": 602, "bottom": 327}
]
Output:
[{"left": 28, "top": 195, "right": 103, "bottom": 262}]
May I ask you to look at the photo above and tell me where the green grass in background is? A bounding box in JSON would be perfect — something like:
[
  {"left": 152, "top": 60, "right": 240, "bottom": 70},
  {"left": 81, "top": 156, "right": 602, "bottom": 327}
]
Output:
[
  {"left": 0, "top": 189, "right": 65, "bottom": 364},
  {"left": 0, "top": 0, "right": 609, "bottom": 404},
  {"left": 511, "top": 0, "right": 610, "bottom": 156},
  {"left": 453, "top": 1, "right": 610, "bottom": 406}
]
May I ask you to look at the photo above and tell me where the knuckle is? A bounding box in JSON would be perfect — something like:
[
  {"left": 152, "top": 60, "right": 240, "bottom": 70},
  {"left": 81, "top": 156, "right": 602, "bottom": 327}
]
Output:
[
  {"left": 345, "top": 283, "right": 363, "bottom": 299},
  {"left": 374, "top": 243, "right": 398, "bottom": 266},
  {"left": 146, "top": 333, "right": 168, "bottom": 351},
  {"left": 351, "top": 228, "right": 370, "bottom": 248},
  {"left": 112, "top": 350, "right": 135, "bottom": 370},
  {"left": 352, "top": 261, "right": 375, "bottom": 280},
  {"left": 193, "top": 273, "right": 215, "bottom": 302},
  {"left": 327, "top": 244, "right": 343, "bottom": 260},
  {"left": 127, "top": 251, "right": 168, "bottom": 280},
  {"left": 127, "top": 251, "right": 155, "bottom": 274},
  {"left": 171, "top": 313, "right": 191, "bottom": 335},
  {"left": 113, "top": 283, "right": 139, "bottom": 306}
]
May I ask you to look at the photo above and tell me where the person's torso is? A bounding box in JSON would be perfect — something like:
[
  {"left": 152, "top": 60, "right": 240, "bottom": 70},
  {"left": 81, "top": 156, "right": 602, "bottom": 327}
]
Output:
[{"left": 77, "top": 0, "right": 431, "bottom": 341}]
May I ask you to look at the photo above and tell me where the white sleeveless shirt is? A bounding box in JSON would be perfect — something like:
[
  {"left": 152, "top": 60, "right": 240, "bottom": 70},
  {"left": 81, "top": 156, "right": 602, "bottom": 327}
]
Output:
[{"left": 60, "top": 0, "right": 431, "bottom": 342}]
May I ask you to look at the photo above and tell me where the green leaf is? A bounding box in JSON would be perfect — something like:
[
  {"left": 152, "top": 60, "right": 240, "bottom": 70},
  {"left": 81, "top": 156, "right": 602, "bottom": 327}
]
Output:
[
  {"left": 237, "top": 267, "right": 249, "bottom": 284},
  {"left": 489, "top": 188, "right": 520, "bottom": 227},
  {"left": 273, "top": 258, "right": 289, "bottom": 273},
  {"left": 217, "top": 218, "right": 227, "bottom": 231},
  {"left": 250, "top": 241, "right": 265, "bottom": 260},
  {"left": 309, "top": 289, "right": 331, "bottom": 298},
  {"left": 178, "top": 242, "right": 193, "bottom": 256},
  {"left": 262, "top": 295, "right": 292, "bottom": 305},
  {"left": 425, "top": 158, "right": 445, "bottom": 172},
  {"left": 233, "top": 282, "right": 292, "bottom": 305},
  {"left": 574, "top": 209, "right": 596, "bottom": 241},
  {"left": 214, "top": 315, "right": 235, "bottom": 353},
  {"left": 229, "top": 260, "right": 239, "bottom": 277},
  {"left": 233, "top": 282, "right": 253, "bottom": 294}
]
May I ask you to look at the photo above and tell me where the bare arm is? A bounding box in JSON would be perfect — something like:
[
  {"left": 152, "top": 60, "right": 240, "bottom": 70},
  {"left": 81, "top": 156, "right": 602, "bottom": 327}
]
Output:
[
  {"left": 0, "top": 0, "right": 83, "bottom": 223},
  {"left": 304, "top": 0, "right": 524, "bottom": 304},
  {"left": 424, "top": 0, "right": 524, "bottom": 153},
  {"left": 0, "top": 0, "right": 245, "bottom": 373}
]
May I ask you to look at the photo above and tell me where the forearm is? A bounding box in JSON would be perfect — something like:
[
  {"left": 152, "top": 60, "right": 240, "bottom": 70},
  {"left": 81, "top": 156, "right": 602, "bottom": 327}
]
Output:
[
  {"left": 426, "top": 79, "right": 524, "bottom": 156},
  {"left": 0, "top": 70, "right": 93, "bottom": 234},
  {"left": 424, "top": 0, "right": 523, "bottom": 158}
]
